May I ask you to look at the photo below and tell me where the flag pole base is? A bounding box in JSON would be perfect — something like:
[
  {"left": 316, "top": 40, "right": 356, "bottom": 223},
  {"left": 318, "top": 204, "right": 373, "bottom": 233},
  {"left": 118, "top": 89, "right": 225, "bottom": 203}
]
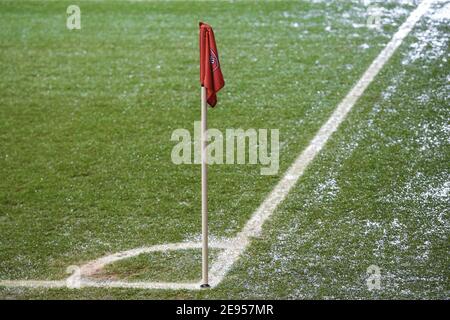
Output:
[{"left": 200, "top": 284, "right": 210, "bottom": 289}]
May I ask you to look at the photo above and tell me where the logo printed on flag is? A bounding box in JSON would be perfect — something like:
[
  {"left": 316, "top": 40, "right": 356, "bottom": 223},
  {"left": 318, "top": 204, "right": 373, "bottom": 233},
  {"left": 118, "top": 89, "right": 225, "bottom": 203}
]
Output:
[
  {"left": 199, "top": 22, "right": 225, "bottom": 107},
  {"left": 209, "top": 49, "right": 219, "bottom": 71}
]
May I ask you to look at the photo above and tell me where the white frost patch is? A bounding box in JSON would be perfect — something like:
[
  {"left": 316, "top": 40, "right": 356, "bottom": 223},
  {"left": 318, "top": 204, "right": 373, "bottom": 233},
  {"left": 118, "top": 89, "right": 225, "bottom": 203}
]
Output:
[
  {"left": 391, "top": 218, "right": 404, "bottom": 229},
  {"left": 315, "top": 178, "right": 340, "bottom": 201},
  {"left": 378, "top": 71, "right": 405, "bottom": 108},
  {"left": 380, "top": 6, "right": 411, "bottom": 27},
  {"left": 402, "top": 1, "right": 450, "bottom": 65},
  {"left": 385, "top": 171, "right": 450, "bottom": 206},
  {"left": 382, "top": 84, "right": 398, "bottom": 100},
  {"left": 352, "top": 22, "right": 366, "bottom": 29},
  {"left": 421, "top": 181, "right": 450, "bottom": 200},
  {"left": 182, "top": 233, "right": 232, "bottom": 246},
  {"left": 417, "top": 93, "right": 431, "bottom": 103},
  {"left": 415, "top": 121, "right": 445, "bottom": 151},
  {"left": 359, "top": 43, "right": 371, "bottom": 50},
  {"left": 431, "top": 0, "right": 450, "bottom": 20},
  {"left": 416, "top": 240, "right": 432, "bottom": 262},
  {"left": 364, "top": 220, "right": 382, "bottom": 234}
]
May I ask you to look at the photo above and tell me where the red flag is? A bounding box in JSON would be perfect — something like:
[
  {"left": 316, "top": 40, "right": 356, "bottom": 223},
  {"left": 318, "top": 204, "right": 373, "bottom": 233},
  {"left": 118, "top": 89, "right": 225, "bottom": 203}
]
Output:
[{"left": 199, "top": 22, "right": 225, "bottom": 107}]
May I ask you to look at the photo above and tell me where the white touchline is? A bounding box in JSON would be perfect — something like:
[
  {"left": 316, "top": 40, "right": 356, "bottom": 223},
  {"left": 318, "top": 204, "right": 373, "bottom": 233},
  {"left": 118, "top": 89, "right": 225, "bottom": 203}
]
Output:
[{"left": 0, "top": 0, "right": 435, "bottom": 290}]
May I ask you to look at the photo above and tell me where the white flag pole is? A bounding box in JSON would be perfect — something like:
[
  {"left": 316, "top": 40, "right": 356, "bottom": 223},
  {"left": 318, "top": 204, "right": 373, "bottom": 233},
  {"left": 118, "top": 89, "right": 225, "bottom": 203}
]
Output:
[{"left": 200, "top": 86, "right": 210, "bottom": 288}]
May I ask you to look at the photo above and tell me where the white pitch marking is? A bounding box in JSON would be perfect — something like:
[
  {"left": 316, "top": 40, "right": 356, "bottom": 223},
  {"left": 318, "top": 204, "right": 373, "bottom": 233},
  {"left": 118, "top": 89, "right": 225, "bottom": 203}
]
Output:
[
  {"left": 0, "top": 0, "right": 435, "bottom": 290},
  {"left": 0, "top": 280, "right": 67, "bottom": 288}
]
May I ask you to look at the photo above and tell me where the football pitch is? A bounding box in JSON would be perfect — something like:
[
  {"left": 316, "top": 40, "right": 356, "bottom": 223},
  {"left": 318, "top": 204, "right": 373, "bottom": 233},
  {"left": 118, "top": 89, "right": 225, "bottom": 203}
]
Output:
[{"left": 0, "top": 0, "right": 448, "bottom": 299}]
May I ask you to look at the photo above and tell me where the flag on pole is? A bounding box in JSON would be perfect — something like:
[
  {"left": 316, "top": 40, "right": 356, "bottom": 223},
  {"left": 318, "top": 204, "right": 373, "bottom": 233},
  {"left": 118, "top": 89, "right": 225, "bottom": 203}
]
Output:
[
  {"left": 199, "top": 22, "right": 225, "bottom": 107},
  {"left": 199, "top": 22, "right": 224, "bottom": 287}
]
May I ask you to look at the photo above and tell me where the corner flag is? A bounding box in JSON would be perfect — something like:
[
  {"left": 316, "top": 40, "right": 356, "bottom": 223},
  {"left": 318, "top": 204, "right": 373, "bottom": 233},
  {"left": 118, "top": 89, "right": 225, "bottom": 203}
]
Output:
[
  {"left": 199, "top": 22, "right": 225, "bottom": 107},
  {"left": 199, "top": 22, "right": 224, "bottom": 288}
]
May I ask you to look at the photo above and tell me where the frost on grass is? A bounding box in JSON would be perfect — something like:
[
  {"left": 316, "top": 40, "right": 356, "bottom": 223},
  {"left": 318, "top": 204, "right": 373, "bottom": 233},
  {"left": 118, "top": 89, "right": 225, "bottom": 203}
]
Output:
[
  {"left": 359, "top": 43, "right": 371, "bottom": 50},
  {"left": 315, "top": 178, "right": 340, "bottom": 202},
  {"left": 402, "top": 1, "right": 450, "bottom": 65},
  {"left": 232, "top": 3, "right": 449, "bottom": 299},
  {"left": 278, "top": 0, "right": 411, "bottom": 39}
]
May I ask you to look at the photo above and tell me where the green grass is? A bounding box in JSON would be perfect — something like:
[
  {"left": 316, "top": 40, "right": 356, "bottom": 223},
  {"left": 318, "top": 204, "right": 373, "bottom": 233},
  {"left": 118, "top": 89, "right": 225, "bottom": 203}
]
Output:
[
  {"left": 0, "top": 0, "right": 448, "bottom": 299},
  {"left": 96, "top": 249, "right": 219, "bottom": 283}
]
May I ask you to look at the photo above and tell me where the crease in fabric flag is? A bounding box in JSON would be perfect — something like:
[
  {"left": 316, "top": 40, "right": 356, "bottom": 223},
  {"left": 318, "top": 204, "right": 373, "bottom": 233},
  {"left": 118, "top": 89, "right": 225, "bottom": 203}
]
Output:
[{"left": 199, "top": 22, "right": 225, "bottom": 107}]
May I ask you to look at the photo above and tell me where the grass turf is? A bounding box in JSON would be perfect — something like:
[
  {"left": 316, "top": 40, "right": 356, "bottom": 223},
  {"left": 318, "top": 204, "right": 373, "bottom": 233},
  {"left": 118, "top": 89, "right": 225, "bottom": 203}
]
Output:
[
  {"left": 0, "top": 0, "right": 448, "bottom": 299},
  {"left": 95, "top": 249, "right": 219, "bottom": 283}
]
